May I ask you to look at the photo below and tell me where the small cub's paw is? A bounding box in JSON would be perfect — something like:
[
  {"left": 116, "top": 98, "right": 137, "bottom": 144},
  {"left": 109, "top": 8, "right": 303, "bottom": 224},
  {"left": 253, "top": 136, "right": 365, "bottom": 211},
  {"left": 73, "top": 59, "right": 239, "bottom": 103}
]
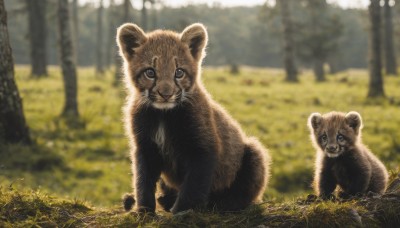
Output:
[
  {"left": 319, "top": 193, "right": 336, "bottom": 201},
  {"left": 338, "top": 191, "right": 361, "bottom": 200},
  {"left": 122, "top": 193, "right": 135, "bottom": 211},
  {"left": 366, "top": 191, "right": 381, "bottom": 198},
  {"left": 305, "top": 194, "right": 318, "bottom": 203}
]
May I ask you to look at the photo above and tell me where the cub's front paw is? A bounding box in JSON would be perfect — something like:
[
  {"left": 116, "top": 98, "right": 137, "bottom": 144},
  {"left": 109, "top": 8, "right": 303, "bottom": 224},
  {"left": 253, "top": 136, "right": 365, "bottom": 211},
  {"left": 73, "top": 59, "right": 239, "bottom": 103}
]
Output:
[
  {"left": 338, "top": 191, "right": 353, "bottom": 199},
  {"left": 170, "top": 202, "right": 193, "bottom": 214},
  {"left": 170, "top": 200, "right": 206, "bottom": 214},
  {"left": 170, "top": 205, "right": 181, "bottom": 214},
  {"left": 136, "top": 206, "right": 155, "bottom": 214}
]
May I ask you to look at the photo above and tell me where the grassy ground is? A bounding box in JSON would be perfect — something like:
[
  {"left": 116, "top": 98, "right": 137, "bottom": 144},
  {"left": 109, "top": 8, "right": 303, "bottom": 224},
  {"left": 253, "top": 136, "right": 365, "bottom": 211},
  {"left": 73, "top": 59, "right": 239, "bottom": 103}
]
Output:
[
  {"left": 1, "top": 66, "right": 400, "bottom": 226},
  {"left": 1, "top": 175, "right": 400, "bottom": 227}
]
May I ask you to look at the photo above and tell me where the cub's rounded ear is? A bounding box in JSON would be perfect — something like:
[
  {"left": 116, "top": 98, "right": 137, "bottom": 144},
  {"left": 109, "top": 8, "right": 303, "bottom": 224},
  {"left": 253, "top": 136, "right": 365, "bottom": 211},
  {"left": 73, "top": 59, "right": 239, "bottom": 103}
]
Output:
[
  {"left": 180, "top": 23, "right": 208, "bottom": 62},
  {"left": 345, "top": 111, "right": 363, "bottom": 133},
  {"left": 308, "top": 113, "right": 322, "bottom": 131},
  {"left": 116, "top": 23, "right": 147, "bottom": 60}
]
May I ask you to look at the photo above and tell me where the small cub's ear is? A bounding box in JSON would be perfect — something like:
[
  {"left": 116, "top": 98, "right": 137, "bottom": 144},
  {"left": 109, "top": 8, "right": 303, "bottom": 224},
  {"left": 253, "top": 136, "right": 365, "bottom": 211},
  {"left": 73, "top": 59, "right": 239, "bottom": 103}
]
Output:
[
  {"left": 180, "top": 23, "right": 208, "bottom": 61},
  {"left": 308, "top": 113, "right": 323, "bottom": 131},
  {"left": 116, "top": 23, "right": 147, "bottom": 60},
  {"left": 345, "top": 111, "right": 363, "bottom": 133}
]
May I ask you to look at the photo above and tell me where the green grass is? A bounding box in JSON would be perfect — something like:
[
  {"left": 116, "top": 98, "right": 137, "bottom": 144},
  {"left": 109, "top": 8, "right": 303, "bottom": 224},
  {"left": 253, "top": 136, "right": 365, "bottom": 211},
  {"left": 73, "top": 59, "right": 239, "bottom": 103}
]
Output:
[
  {"left": 1, "top": 66, "right": 400, "bottom": 226},
  {"left": 1, "top": 180, "right": 399, "bottom": 227}
]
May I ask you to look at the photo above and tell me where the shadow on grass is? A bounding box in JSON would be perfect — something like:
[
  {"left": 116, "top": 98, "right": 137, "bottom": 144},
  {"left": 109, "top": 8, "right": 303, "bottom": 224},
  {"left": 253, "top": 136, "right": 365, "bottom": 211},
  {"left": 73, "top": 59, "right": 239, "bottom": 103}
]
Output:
[
  {"left": 75, "top": 147, "right": 123, "bottom": 161},
  {"left": 30, "top": 115, "right": 113, "bottom": 143},
  {"left": 0, "top": 143, "right": 65, "bottom": 172},
  {"left": 0, "top": 142, "right": 106, "bottom": 189},
  {"left": 271, "top": 165, "right": 313, "bottom": 194},
  {"left": 29, "top": 116, "right": 89, "bottom": 142}
]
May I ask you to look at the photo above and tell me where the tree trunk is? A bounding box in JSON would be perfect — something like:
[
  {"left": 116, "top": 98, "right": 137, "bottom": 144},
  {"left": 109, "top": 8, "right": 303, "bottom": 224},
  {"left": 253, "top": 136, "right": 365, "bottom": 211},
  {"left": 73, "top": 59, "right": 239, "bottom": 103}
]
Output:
[
  {"left": 72, "top": 0, "right": 79, "bottom": 65},
  {"left": 328, "top": 60, "right": 339, "bottom": 74},
  {"left": 0, "top": 0, "right": 31, "bottom": 144},
  {"left": 313, "top": 58, "right": 325, "bottom": 82},
  {"left": 26, "top": 0, "right": 47, "bottom": 77},
  {"left": 383, "top": 0, "right": 397, "bottom": 76},
  {"left": 151, "top": 1, "right": 157, "bottom": 30},
  {"left": 105, "top": 0, "right": 115, "bottom": 68},
  {"left": 123, "top": 0, "right": 130, "bottom": 25},
  {"left": 327, "top": 55, "right": 346, "bottom": 74},
  {"left": 308, "top": 0, "right": 328, "bottom": 82},
  {"left": 141, "top": 0, "right": 147, "bottom": 31},
  {"left": 96, "top": 0, "right": 104, "bottom": 75},
  {"left": 279, "top": 0, "right": 298, "bottom": 82},
  {"left": 367, "top": 0, "right": 385, "bottom": 98},
  {"left": 114, "top": 0, "right": 130, "bottom": 85},
  {"left": 58, "top": 0, "right": 79, "bottom": 117}
]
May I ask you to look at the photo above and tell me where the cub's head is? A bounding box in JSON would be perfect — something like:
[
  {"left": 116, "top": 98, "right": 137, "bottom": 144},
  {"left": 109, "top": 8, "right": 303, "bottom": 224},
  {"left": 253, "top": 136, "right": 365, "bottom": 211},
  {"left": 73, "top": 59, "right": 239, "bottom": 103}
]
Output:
[
  {"left": 307, "top": 111, "right": 363, "bottom": 158},
  {"left": 116, "top": 23, "right": 208, "bottom": 110}
]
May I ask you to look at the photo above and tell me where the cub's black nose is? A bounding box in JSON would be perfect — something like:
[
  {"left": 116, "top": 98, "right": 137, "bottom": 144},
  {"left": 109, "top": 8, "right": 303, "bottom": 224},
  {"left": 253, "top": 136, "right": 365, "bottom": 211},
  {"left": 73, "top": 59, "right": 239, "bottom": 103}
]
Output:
[
  {"left": 158, "top": 91, "right": 173, "bottom": 100},
  {"left": 327, "top": 145, "right": 338, "bottom": 152}
]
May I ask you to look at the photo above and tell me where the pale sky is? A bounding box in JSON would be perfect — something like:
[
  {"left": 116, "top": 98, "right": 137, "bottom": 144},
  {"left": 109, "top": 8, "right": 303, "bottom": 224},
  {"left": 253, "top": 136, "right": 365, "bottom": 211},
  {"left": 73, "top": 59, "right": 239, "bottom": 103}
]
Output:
[
  {"left": 83, "top": 0, "right": 372, "bottom": 9},
  {"left": 163, "top": 0, "right": 370, "bottom": 8}
]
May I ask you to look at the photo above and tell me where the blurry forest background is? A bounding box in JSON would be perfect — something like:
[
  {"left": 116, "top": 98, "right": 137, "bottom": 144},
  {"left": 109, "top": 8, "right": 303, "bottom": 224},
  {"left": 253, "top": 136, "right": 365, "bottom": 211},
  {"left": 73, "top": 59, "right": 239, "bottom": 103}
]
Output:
[
  {"left": 6, "top": 0, "right": 400, "bottom": 69},
  {"left": 1, "top": 0, "right": 400, "bottom": 220}
]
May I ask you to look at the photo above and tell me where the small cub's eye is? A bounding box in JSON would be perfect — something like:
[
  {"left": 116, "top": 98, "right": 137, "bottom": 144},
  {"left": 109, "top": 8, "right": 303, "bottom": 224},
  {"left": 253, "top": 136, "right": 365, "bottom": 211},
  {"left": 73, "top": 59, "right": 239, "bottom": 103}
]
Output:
[
  {"left": 321, "top": 135, "right": 327, "bottom": 142},
  {"left": 337, "top": 134, "right": 344, "bottom": 142},
  {"left": 175, "top": 68, "right": 185, "bottom": 79},
  {"left": 144, "top": 69, "right": 156, "bottom": 79}
]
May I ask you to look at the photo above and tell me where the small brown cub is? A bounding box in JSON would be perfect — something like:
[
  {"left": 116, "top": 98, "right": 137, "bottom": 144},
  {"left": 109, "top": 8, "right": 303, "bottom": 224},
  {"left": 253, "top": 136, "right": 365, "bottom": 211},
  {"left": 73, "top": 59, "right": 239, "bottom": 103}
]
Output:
[
  {"left": 117, "top": 23, "right": 270, "bottom": 214},
  {"left": 308, "top": 111, "right": 388, "bottom": 199}
]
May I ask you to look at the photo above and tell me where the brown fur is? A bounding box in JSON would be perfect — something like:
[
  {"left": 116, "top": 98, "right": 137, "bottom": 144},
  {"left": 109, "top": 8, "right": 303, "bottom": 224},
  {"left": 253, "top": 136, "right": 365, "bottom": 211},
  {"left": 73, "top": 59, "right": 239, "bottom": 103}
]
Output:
[
  {"left": 308, "top": 111, "right": 388, "bottom": 198},
  {"left": 117, "top": 23, "right": 271, "bottom": 213}
]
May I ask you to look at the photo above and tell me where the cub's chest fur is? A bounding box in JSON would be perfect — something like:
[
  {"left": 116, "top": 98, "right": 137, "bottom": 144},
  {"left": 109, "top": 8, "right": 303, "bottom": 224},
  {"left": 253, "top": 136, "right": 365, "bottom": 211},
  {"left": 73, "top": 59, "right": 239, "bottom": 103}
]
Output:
[
  {"left": 149, "top": 112, "right": 189, "bottom": 156},
  {"left": 154, "top": 121, "right": 166, "bottom": 150}
]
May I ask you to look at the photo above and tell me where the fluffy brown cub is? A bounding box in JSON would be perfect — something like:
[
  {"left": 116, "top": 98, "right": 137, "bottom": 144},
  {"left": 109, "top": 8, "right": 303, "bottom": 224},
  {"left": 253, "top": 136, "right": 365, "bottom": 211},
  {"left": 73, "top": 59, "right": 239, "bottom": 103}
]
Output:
[
  {"left": 308, "top": 111, "right": 388, "bottom": 199},
  {"left": 117, "top": 23, "right": 270, "bottom": 214}
]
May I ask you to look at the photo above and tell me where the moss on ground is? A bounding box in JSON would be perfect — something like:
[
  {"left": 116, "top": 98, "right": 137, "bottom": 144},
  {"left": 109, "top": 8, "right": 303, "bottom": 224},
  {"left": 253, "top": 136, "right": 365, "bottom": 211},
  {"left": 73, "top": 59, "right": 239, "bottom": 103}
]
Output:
[{"left": 1, "top": 176, "right": 399, "bottom": 227}]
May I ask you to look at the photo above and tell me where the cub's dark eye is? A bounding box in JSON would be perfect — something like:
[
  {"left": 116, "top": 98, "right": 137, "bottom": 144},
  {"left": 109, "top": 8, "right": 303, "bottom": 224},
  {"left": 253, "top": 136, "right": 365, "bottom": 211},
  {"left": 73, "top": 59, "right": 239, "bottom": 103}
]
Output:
[
  {"left": 337, "top": 134, "right": 344, "bottom": 142},
  {"left": 175, "top": 68, "right": 185, "bottom": 79},
  {"left": 320, "top": 134, "right": 327, "bottom": 142},
  {"left": 144, "top": 69, "right": 156, "bottom": 79}
]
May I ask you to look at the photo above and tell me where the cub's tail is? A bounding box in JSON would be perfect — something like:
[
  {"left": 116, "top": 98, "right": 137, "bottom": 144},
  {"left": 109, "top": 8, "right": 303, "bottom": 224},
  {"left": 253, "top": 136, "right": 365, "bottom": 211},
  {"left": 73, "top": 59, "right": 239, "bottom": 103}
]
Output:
[
  {"left": 122, "top": 193, "right": 135, "bottom": 211},
  {"left": 245, "top": 137, "right": 272, "bottom": 201}
]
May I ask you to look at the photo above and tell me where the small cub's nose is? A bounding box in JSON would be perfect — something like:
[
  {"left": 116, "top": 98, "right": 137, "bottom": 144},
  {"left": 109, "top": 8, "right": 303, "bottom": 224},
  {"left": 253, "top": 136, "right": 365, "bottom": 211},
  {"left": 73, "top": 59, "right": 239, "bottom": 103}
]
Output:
[
  {"left": 327, "top": 145, "right": 338, "bottom": 152},
  {"left": 158, "top": 91, "right": 173, "bottom": 101}
]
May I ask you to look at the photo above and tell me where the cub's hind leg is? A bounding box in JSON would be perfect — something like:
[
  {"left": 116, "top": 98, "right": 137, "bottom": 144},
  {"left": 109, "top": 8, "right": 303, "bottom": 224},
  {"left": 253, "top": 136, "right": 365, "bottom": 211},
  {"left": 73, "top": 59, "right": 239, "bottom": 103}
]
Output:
[
  {"left": 208, "top": 138, "right": 270, "bottom": 211},
  {"left": 157, "top": 178, "right": 178, "bottom": 212}
]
